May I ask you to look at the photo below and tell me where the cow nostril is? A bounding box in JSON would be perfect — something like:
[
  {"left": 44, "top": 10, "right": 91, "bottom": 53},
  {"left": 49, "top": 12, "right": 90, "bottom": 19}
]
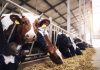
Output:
[
  {"left": 26, "top": 34, "right": 29, "bottom": 38},
  {"left": 33, "top": 36, "right": 35, "bottom": 39}
]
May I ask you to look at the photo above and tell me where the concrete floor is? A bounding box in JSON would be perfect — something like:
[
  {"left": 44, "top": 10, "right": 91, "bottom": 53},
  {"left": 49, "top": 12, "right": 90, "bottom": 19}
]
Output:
[{"left": 92, "top": 39, "right": 100, "bottom": 69}]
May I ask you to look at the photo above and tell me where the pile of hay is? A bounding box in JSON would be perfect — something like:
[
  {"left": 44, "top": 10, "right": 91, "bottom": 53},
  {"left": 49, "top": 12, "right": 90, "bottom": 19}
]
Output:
[{"left": 23, "top": 48, "right": 96, "bottom": 70}]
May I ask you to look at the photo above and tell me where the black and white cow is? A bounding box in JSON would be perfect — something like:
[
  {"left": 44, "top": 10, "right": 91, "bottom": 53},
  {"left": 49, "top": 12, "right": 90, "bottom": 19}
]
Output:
[
  {"left": 56, "top": 33, "right": 75, "bottom": 58},
  {"left": 56, "top": 32, "right": 82, "bottom": 58},
  {"left": 1, "top": 13, "right": 39, "bottom": 55},
  {"left": 0, "top": 17, "right": 25, "bottom": 70},
  {"left": 74, "top": 37, "right": 88, "bottom": 50}
]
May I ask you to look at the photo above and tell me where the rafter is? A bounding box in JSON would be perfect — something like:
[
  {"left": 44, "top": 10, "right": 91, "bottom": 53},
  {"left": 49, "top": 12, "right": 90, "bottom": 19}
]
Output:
[
  {"left": 44, "top": 0, "right": 67, "bottom": 22},
  {"left": 43, "top": 0, "right": 67, "bottom": 13}
]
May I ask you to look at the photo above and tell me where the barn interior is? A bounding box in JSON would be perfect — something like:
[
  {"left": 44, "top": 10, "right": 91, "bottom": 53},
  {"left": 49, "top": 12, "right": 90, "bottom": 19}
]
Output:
[{"left": 0, "top": 0, "right": 100, "bottom": 70}]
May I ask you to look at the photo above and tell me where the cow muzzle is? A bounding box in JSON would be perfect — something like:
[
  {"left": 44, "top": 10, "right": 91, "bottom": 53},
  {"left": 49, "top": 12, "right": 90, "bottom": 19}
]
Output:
[{"left": 24, "top": 34, "right": 36, "bottom": 43}]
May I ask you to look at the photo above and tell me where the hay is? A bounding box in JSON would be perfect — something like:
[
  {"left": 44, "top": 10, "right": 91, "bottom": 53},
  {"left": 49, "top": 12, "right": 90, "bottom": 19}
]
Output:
[{"left": 23, "top": 48, "right": 97, "bottom": 70}]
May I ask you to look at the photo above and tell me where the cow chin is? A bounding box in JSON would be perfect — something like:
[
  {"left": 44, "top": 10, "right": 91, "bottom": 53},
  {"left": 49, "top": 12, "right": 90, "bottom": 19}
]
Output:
[{"left": 25, "top": 38, "right": 35, "bottom": 43}]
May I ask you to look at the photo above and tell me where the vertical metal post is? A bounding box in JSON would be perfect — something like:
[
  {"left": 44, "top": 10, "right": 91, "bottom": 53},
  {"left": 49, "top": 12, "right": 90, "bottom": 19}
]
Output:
[
  {"left": 55, "top": 26, "right": 57, "bottom": 44},
  {"left": 89, "top": 11, "right": 92, "bottom": 45},
  {"left": 0, "top": 2, "right": 9, "bottom": 16},
  {"left": 78, "top": 0, "right": 82, "bottom": 38},
  {"left": 53, "top": 26, "right": 56, "bottom": 45},
  {"left": 89, "top": 1, "right": 93, "bottom": 45},
  {"left": 48, "top": 26, "right": 50, "bottom": 38},
  {"left": 50, "top": 24, "right": 52, "bottom": 42},
  {"left": 67, "top": 0, "right": 71, "bottom": 33},
  {"left": 83, "top": 0, "right": 86, "bottom": 41}
]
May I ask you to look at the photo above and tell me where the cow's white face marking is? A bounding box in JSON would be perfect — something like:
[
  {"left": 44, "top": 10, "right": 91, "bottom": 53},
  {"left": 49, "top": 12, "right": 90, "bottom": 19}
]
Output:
[{"left": 25, "top": 23, "right": 36, "bottom": 42}]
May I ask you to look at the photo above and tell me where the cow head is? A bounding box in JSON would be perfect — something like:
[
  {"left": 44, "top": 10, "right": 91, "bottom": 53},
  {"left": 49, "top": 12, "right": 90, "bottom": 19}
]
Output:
[
  {"left": 10, "top": 15, "right": 36, "bottom": 42},
  {"left": 1, "top": 14, "right": 37, "bottom": 43},
  {"left": 20, "top": 16, "right": 36, "bottom": 43}
]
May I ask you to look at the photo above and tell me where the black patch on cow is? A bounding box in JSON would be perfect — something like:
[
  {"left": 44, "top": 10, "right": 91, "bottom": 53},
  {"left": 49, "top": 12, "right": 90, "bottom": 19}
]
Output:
[{"left": 56, "top": 34, "right": 72, "bottom": 58}]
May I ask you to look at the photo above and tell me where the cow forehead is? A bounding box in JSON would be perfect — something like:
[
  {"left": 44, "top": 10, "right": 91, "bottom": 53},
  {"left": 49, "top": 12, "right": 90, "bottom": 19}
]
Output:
[{"left": 22, "top": 13, "right": 40, "bottom": 25}]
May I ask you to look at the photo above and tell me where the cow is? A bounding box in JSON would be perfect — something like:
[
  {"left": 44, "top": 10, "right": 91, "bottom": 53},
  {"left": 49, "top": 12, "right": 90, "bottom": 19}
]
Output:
[
  {"left": 33, "top": 19, "right": 63, "bottom": 64},
  {"left": 74, "top": 37, "right": 87, "bottom": 50},
  {"left": 1, "top": 13, "right": 38, "bottom": 55},
  {"left": 1, "top": 14, "right": 63, "bottom": 64},
  {"left": 56, "top": 33, "right": 72, "bottom": 58},
  {"left": 2, "top": 13, "right": 37, "bottom": 43},
  {"left": 0, "top": 17, "right": 25, "bottom": 70},
  {"left": 56, "top": 32, "right": 82, "bottom": 58}
]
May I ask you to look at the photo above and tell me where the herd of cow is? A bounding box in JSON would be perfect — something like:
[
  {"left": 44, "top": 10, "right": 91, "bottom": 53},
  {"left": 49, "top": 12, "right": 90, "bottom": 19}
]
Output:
[{"left": 0, "top": 13, "right": 92, "bottom": 70}]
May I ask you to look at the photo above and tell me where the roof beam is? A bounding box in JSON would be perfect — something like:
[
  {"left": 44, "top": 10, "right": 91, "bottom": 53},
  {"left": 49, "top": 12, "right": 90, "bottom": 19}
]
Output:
[
  {"left": 44, "top": 0, "right": 67, "bottom": 22},
  {"left": 53, "top": 12, "right": 67, "bottom": 20},
  {"left": 43, "top": 0, "right": 67, "bottom": 13}
]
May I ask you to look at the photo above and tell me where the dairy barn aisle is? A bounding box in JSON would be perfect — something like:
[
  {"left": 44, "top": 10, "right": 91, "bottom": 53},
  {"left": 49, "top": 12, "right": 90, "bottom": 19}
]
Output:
[{"left": 0, "top": 0, "right": 100, "bottom": 70}]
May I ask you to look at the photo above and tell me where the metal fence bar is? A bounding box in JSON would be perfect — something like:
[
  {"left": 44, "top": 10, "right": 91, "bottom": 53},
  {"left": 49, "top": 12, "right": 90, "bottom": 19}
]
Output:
[
  {"left": 0, "top": 2, "right": 9, "bottom": 16},
  {"left": 5, "top": 0, "right": 36, "bottom": 16}
]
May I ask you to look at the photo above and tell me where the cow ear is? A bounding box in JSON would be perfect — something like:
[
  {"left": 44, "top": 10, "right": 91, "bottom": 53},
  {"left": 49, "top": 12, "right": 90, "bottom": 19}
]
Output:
[{"left": 0, "top": 16, "right": 5, "bottom": 20}]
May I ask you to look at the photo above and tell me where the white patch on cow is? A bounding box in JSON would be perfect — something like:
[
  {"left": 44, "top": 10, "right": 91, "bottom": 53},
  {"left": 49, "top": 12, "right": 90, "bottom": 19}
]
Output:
[
  {"left": 1, "top": 14, "right": 13, "bottom": 31},
  {"left": 38, "top": 27, "right": 49, "bottom": 36},
  {"left": 69, "top": 37, "right": 77, "bottom": 49},
  {"left": 3, "top": 55, "right": 15, "bottom": 64},
  {"left": 25, "top": 23, "right": 36, "bottom": 39},
  {"left": 57, "top": 32, "right": 62, "bottom": 35},
  {"left": 66, "top": 34, "right": 69, "bottom": 37},
  {"left": 17, "top": 45, "right": 22, "bottom": 51},
  {"left": 55, "top": 49, "right": 63, "bottom": 61}
]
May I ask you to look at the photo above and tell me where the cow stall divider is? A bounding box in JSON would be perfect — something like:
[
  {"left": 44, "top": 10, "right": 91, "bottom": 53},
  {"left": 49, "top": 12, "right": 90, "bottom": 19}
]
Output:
[{"left": 0, "top": 0, "right": 86, "bottom": 64}]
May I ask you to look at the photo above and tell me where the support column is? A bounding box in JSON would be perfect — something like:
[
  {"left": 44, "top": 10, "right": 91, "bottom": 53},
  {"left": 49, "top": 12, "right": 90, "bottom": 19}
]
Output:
[
  {"left": 67, "top": 0, "right": 71, "bottom": 33},
  {"left": 89, "top": 1, "right": 93, "bottom": 45},
  {"left": 78, "top": 0, "right": 82, "bottom": 38},
  {"left": 83, "top": 0, "right": 86, "bottom": 41}
]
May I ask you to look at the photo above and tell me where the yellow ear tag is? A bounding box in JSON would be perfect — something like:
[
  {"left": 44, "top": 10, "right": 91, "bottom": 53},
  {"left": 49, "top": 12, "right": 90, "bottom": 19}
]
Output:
[
  {"left": 47, "top": 52, "right": 50, "bottom": 56},
  {"left": 15, "top": 20, "right": 20, "bottom": 24},
  {"left": 41, "top": 24, "right": 46, "bottom": 29}
]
